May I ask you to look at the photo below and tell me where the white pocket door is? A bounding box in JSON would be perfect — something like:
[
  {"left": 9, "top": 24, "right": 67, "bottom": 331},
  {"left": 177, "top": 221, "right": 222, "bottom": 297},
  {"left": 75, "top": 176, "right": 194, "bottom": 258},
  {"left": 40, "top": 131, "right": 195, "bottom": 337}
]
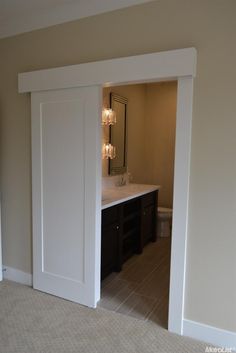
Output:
[{"left": 31, "top": 87, "right": 101, "bottom": 307}]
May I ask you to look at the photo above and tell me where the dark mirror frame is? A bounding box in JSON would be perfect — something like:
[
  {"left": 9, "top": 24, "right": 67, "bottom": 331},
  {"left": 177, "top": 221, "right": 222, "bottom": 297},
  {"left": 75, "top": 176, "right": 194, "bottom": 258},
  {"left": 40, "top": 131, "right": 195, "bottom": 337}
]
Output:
[{"left": 108, "top": 93, "right": 128, "bottom": 175}]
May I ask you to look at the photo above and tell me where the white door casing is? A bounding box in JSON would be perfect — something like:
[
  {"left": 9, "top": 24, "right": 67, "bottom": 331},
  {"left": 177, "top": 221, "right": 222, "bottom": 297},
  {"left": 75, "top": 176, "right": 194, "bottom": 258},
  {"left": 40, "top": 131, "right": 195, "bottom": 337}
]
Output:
[
  {"left": 31, "top": 86, "right": 102, "bottom": 307},
  {"left": 19, "top": 48, "right": 196, "bottom": 334},
  {"left": 168, "top": 76, "right": 194, "bottom": 333},
  {"left": 0, "top": 202, "right": 2, "bottom": 281}
]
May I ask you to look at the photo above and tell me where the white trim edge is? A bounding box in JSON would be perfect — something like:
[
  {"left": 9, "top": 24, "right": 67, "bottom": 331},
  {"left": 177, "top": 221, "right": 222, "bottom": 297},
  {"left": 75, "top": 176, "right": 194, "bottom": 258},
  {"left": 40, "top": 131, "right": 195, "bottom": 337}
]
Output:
[
  {"left": 183, "top": 319, "right": 236, "bottom": 350},
  {"left": 18, "top": 48, "right": 197, "bottom": 93},
  {"left": 0, "top": 203, "right": 2, "bottom": 281},
  {"left": 3, "top": 266, "right": 32, "bottom": 286},
  {"left": 168, "top": 76, "right": 194, "bottom": 334}
]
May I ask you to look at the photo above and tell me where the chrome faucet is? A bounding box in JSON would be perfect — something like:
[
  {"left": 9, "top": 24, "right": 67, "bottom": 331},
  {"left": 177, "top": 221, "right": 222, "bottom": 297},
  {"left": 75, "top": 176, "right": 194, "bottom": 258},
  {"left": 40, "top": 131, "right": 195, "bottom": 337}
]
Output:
[
  {"left": 117, "top": 174, "right": 126, "bottom": 186},
  {"left": 116, "top": 172, "right": 132, "bottom": 187},
  {"left": 120, "top": 174, "right": 126, "bottom": 186}
]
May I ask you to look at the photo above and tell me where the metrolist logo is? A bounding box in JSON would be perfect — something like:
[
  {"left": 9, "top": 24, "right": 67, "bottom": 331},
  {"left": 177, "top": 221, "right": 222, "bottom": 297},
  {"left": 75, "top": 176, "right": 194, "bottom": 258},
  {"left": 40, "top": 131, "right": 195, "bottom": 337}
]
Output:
[{"left": 205, "top": 347, "right": 235, "bottom": 353}]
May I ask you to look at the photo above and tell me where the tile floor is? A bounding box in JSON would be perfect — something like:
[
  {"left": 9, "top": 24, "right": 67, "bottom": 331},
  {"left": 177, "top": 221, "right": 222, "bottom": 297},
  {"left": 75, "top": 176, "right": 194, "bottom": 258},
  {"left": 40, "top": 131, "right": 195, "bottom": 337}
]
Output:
[{"left": 98, "top": 237, "right": 171, "bottom": 328}]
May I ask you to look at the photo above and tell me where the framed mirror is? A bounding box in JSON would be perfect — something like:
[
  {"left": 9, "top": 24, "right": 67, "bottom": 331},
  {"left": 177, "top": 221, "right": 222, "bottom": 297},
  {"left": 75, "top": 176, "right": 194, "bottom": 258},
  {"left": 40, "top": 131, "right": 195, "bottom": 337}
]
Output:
[{"left": 109, "top": 93, "right": 128, "bottom": 175}]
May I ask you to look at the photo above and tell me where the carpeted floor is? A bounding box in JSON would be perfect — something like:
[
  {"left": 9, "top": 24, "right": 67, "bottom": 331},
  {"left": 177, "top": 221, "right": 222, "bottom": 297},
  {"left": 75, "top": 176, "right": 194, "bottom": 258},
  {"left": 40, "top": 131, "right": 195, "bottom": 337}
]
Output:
[{"left": 0, "top": 280, "right": 210, "bottom": 353}]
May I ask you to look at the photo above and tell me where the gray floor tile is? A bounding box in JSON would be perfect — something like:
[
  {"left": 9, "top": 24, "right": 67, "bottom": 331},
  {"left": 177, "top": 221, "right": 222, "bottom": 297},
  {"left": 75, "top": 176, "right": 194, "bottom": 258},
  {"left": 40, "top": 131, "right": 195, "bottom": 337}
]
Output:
[
  {"left": 100, "top": 237, "right": 171, "bottom": 328},
  {"left": 116, "top": 293, "right": 158, "bottom": 320}
]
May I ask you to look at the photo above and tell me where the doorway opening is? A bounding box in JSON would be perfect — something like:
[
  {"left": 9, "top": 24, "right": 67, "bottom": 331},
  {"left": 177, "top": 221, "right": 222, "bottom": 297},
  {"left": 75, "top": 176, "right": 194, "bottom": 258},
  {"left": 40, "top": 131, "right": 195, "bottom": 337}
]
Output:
[
  {"left": 99, "top": 81, "right": 177, "bottom": 328},
  {"left": 20, "top": 48, "right": 196, "bottom": 335}
]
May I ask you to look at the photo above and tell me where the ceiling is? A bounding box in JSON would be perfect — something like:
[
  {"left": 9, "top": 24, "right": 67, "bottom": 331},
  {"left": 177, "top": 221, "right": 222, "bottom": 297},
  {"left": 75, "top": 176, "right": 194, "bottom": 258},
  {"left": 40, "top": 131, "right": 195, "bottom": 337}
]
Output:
[{"left": 0, "top": 0, "right": 152, "bottom": 39}]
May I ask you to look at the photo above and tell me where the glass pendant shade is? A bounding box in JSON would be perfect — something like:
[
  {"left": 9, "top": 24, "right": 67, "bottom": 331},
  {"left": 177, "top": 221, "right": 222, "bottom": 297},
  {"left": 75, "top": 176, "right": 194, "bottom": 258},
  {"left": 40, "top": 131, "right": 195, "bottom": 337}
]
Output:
[
  {"left": 102, "top": 108, "right": 116, "bottom": 125},
  {"left": 102, "top": 143, "right": 116, "bottom": 159}
]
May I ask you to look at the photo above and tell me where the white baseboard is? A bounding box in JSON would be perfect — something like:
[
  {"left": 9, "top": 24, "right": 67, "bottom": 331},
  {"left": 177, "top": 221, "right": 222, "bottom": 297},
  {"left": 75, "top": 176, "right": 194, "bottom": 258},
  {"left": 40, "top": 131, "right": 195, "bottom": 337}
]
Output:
[
  {"left": 3, "top": 265, "right": 32, "bottom": 286},
  {"left": 183, "top": 319, "right": 236, "bottom": 351}
]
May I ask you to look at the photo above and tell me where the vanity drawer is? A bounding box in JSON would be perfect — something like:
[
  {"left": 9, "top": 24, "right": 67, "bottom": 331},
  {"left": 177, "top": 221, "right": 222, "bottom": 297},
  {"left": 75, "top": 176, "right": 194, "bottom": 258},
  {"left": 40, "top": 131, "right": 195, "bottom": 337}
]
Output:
[
  {"left": 123, "top": 198, "right": 140, "bottom": 218},
  {"left": 142, "top": 191, "right": 156, "bottom": 207},
  {"left": 102, "top": 205, "right": 119, "bottom": 227}
]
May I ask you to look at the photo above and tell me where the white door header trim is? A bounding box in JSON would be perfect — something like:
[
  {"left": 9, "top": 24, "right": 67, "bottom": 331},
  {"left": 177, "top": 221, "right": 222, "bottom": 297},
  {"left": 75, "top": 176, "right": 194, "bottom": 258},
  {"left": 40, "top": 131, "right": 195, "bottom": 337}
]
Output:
[{"left": 18, "top": 48, "right": 196, "bottom": 93}]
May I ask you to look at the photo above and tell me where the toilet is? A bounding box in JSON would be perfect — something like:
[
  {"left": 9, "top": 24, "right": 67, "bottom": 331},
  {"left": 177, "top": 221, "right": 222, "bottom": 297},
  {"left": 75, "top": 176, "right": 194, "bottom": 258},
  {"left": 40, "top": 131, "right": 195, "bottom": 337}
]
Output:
[{"left": 157, "top": 207, "right": 172, "bottom": 237}]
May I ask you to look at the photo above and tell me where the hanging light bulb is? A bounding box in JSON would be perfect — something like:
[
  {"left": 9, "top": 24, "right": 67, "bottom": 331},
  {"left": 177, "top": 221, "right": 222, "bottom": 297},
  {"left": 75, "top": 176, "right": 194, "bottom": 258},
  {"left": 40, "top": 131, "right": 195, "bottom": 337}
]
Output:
[
  {"left": 102, "top": 108, "right": 116, "bottom": 125},
  {"left": 102, "top": 143, "right": 116, "bottom": 159}
]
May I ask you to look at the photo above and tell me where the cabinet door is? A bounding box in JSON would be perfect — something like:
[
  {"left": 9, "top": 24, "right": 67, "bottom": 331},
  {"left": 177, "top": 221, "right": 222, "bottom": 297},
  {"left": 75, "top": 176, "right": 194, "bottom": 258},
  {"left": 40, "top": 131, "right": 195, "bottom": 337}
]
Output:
[
  {"left": 141, "top": 191, "right": 157, "bottom": 249},
  {"left": 142, "top": 205, "right": 155, "bottom": 245},
  {"left": 101, "top": 223, "right": 119, "bottom": 280}
]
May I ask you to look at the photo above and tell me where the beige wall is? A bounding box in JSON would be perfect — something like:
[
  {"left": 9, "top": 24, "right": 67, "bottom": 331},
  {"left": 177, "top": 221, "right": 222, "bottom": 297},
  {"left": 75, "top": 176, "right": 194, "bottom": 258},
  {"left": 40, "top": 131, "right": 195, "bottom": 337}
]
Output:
[
  {"left": 0, "top": 0, "right": 236, "bottom": 333},
  {"left": 103, "top": 82, "right": 177, "bottom": 208},
  {"left": 144, "top": 82, "right": 177, "bottom": 208}
]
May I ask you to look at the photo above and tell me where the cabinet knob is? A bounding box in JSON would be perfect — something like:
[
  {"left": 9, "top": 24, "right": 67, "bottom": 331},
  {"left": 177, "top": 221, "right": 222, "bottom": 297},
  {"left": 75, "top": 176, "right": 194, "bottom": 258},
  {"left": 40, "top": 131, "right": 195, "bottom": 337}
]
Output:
[{"left": 116, "top": 225, "right": 119, "bottom": 230}]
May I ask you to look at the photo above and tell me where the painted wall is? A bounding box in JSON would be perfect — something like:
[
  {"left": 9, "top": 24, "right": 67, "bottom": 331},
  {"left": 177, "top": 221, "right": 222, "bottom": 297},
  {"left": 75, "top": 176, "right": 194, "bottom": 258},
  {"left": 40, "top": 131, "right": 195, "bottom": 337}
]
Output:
[
  {"left": 103, "top": 82, "right": 177, "bottom": 208},
  {"left": 0, "top": 0, "right": 236, "bottom": 334},
  {"left": 144, "top": 82, "right": 177, "bottom": 208}
]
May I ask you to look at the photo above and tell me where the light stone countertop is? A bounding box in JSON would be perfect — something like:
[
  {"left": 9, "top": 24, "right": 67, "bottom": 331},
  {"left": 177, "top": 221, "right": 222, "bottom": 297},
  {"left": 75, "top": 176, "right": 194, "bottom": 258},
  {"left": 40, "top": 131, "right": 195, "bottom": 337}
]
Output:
[{"left": 102, "top": 183, "right": 160, "bottom": 210}]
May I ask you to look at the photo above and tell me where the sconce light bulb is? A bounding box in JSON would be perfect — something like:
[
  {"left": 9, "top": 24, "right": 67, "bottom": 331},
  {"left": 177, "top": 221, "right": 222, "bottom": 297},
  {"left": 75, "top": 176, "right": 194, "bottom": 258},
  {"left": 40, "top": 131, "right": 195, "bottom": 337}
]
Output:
[
  {"left": 102, "top": 108, "right": 116, "bottom": 125},
  {"left": 102, "top": 143, "right": 116, "bottom": 159}
]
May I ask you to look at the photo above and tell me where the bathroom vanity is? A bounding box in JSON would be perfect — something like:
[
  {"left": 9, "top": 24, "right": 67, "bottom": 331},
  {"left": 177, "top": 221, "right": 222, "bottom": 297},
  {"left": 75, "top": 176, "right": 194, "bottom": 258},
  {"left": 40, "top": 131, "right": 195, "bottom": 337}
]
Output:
[{"left": 101, "top": 184, "right": 160, "bottom": 279}]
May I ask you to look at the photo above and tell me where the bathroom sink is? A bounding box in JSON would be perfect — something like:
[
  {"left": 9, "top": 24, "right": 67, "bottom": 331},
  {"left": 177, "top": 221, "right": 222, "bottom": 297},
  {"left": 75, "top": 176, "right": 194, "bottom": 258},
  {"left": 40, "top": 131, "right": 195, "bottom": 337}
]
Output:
[
  {"left": 101, "top": 183, "right": 160, "bottom": 209},
  {"left": 116, "top": 183, "right": 155, "bottom": 195},
  {"left": 102, "top": 188, "right": 128, "bottom": 204},
  {"left": 102, "top": 184, "right": 160, "bottom": 205},
  {"left": 102, "top": 197, "right": 111, "bottom": 202}
]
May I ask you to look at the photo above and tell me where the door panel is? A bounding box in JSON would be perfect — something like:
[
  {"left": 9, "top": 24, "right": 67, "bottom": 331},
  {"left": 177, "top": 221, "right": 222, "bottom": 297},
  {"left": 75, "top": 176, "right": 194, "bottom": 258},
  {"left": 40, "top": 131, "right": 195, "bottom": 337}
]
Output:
[
  {"left": 31, "top": 87, "right": 101, "bottom": 307},
  {"left": 42, "top": 100, "right": 85, "bottom": 282},
  {"left": 0, "top": 202, "right": 2, "bottom": 281}
]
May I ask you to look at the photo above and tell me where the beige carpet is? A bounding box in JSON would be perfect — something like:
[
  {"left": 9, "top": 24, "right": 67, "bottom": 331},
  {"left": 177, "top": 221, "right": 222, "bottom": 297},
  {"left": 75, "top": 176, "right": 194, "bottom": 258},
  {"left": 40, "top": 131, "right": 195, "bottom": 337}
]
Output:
[{"left": 0, "top": 280, "right": 209, "bottom": 353}]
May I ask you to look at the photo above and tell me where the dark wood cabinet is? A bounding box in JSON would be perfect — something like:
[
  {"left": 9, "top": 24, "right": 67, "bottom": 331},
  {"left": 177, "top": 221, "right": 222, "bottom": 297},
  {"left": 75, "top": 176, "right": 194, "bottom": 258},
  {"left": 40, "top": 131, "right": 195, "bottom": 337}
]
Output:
[
  {"left": 142, "top": 205, "right": 155, "bottom": 242},
  {"left": 101, "top": 190, "right": 158, "bottom": 280},
  {"left": 141, "top": 191, "right": 158, "bottom": 248},
  {"left": 101, "top": 206, "right": 120, "bottom": 280},
  {"left": 121, "top": 198, "right": 140, "bottom": 262}
]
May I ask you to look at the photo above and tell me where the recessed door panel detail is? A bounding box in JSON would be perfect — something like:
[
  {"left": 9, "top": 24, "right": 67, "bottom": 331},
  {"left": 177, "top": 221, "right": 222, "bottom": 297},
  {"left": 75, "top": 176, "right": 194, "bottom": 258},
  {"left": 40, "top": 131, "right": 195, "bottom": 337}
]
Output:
[{"left": 41, "top": 100, "right": 85, "bottom": 283}]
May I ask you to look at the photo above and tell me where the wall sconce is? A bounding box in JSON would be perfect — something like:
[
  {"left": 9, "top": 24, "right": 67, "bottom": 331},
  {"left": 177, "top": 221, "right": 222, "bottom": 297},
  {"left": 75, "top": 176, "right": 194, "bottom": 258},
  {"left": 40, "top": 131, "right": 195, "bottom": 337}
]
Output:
[
  {"left": 102, "top": 143, "right": 116, "bottom": 159},
  {"left": 102, "top": 108, "right": 116, "bottom": 125}
]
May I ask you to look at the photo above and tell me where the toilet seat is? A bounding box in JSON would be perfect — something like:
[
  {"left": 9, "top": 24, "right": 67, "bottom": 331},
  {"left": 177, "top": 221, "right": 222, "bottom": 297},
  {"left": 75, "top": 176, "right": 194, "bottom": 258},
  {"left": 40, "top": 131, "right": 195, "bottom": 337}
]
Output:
[
  {"left": 158, "top": 207, "right": 172, "bottom": 213},
  {"left": 157, "top": 207, "right": 172, "bottom": 219},
  {"left": 157, "top": 207, "right": 172, "bottom": 237}
]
